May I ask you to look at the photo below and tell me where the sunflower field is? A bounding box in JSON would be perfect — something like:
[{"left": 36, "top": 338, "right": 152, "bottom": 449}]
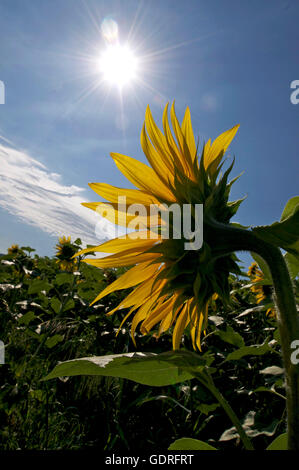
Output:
[{"left": 1, "top": 240, "right": 298, "bottom": 451}]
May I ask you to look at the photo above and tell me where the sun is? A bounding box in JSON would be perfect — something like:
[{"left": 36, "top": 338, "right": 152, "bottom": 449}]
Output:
[{"left": 98, "top": 44, "right": 138, "bottom": 89}]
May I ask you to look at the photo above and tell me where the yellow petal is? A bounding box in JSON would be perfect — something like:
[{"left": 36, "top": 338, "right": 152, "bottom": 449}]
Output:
[
  {"left": 162, "top": 103, "right": 186, "bottom": 175},
  {"left": 144, "top": 105, "right": 175, "bottom": 173},
  {"left": 140, "top": 295, "right": 174, "bottom": 334},
  {"left": 81, "top": 202, "right": 131, "bottom": 227},
  {"left": 172, "top": 303, "right": 189, "bottom": 350},
  {"left": 195, "top": 312, "right": 204, "bottom": 352},
  {"left": 157, "top": 310, "right": 175, "bottom": 337},
  {"left": 81, "top": 202, "right": 161, "bottom": 228},
  {"left": 88, "top": 261, "right": 159, "bottom": 305},
  {"left": 156, "top": 294, "right": 181, "bottom": 337},
  {"left": 203, "top": 124, "right": 239, "bottom": 170},
  {"left": 189, "top": 302, "right": 203, "bottom": 351},
  {"left": 130, "top": 293, "right": 161, "bottom": 346},
  {"left": 181, "top": 107, "right": 197, "bottom": 162},
  {"left": 202, "top": 302, "right": 209, "bottom": 331},
  {"left": 88, "top": 183, "right": 159, "bottom": 206},
  {"left": 141, "top": 123, "right": 174, "bottom": 186},
  {"left": 75, "top": 232, "right": 160, "bottom": 257},
  {"left": 111, "top": 152, "right": 176, "bottom": 202},
  {"left": 170, "top": 102, "right": 194, "bottom": 177},
  {"left": 130, "top": 308, "right": 148, "bottom": 346},
  {"left": 105, "top": 274, "right": 164, "bottom": 313},
  {"left": 83, "top": 250, "right": 160, "bottom": 269},
  {"left": 202, "top": 139, "right": 211, "bottom": 166}
]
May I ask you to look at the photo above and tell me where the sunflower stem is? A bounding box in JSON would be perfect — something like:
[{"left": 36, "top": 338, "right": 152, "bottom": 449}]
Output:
[
  {"left": 205, "top": 219, "right": 299, "bottom": 450},
  {"left": 195, "top": 371, "right": 254, "bottom": 450}
]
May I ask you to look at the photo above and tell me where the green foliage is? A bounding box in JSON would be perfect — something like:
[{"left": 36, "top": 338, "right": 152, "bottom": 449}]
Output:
[
  {"left": 285, "top": 252, "right": 299, "bottom": 279},
  {"left": 44, "top": 351, "right": 202, "bottom": 386},
  {"left": 55, "top": 273, "right": 73, "bottom": 286},
  {"left": 266, "top": 433, "right": 288, "bottom": 450},
  {"left": 0, "top": 245, "right": 296, "bottom": 450},
  {"left": 50, "top": 297, "right": 61, "bottom": 314},
  {"left": 224, "top": 340, "right": 271, "bottom": 362},
  {"left": 214, "top": 325, "right": 245, "bottom": 348},
  {"left": 280, "top": 196, "right": 299, "bottom": 222},
  {"left": 169, "top": 437, "right": 217, "bottom": 450},
  {"left": 252, "top": 196, "right": 299, "bottom": 258},
  {"left": 250, "top": 252, "right": 273, "bottom": 283},
  {"left": 28, "top": 279, "right": 52, "bottom": 294}
]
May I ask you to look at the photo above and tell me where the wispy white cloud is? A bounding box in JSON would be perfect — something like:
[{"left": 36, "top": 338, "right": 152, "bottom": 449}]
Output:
[{"left": 0, "top": 140, "right": 119, "bottom": 246}]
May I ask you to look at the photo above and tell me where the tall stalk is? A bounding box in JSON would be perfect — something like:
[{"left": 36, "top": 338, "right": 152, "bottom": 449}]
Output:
[{"left": 205, "top": 219, "right": 299, "bottom": 450}]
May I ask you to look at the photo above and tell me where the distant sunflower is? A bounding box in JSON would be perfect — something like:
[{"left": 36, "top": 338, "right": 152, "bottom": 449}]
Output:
[
  {"left": 77, "top": 102, "right": 242, "bottom": 350},
  {"left": 7, "top": 244, "right": 22, "bottom": 256},
  {"left": 55, "top": 236, "right": 77, "bottom": 272},
  {"left": 248, "top": 262, "right": 276, "bottom": 318}
]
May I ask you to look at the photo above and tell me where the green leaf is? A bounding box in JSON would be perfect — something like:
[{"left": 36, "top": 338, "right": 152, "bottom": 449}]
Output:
[
  {"left": 280, "top": 196, "right": 299, "bottom": 222},
  {"left": 285, "top": 252, "right": 299, "bottom": 279},
  {"left": 74, "top": 238, "right": 82, "bottom": 246},
  {"left": 29, "top": 389, "right": 46, "bottom": 402},
  {"left": 18, "top": 311, "right": 36, "bottom": 325},
  {"left": 50, "top": 297, "right": 61, "bottom": 314},
  {"left": 225, "top": 340, "right": 271, "bottom": 362},
  {"left": 230, "top": 222, "right": 249, "bottom": 230},
  {"left": 214, "top": 325, "right": 245, "bottom": 348},
  {"left": 168, "top": 438, "right": 217, "bottom": 450},
  {"left": 266, "top": 433, "right": 288, "bottom": 450},
  {"left": 63, "top": 298, "right": 75, "bottom": 311},
  {"left": 45, "top": 334, "right": 64, "bottom": 349},
  {"left": 43, "top": 350, "right": 207, "bottom": 387},
  {"left": 55, "top": 273, "right": 73, "bottom": 286},
  {"left": 21, "top": 246, "right": 36, "bottom": 253},
  {"left": 198, "top": 403, "right": 220, "bottom": 415},
  {"left": 252, "top": 198, "right": 299, "bottom": 257},
  {"left": 28, "top": 279, "right": 52, "bottom": 294}
]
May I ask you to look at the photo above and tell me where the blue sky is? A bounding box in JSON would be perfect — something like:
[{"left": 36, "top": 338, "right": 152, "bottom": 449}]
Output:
[{"left": 0, "top": 0, "right": 298, "bottom": 270}]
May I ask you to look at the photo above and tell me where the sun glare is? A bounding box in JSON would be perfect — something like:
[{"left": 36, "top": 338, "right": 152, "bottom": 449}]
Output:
[{"left": 99, "top": 44, "right": 138, "bottom": 88}]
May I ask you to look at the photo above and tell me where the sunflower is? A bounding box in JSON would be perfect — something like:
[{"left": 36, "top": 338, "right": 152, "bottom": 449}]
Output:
[
  {"left": 7, "top": 244, "right": 22, "bottom": 256},
  {"left": 55, "top": 236, "right": 78, "bottom": 272},
  {"left": 247, "top": 262, "right": 276, "bottom": 318},
  {"left": 77, "top": 102, "right": 243, "bottom": 350},
  {"left": 7, "top": 245, "right": 19, "bottom": 255}
]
